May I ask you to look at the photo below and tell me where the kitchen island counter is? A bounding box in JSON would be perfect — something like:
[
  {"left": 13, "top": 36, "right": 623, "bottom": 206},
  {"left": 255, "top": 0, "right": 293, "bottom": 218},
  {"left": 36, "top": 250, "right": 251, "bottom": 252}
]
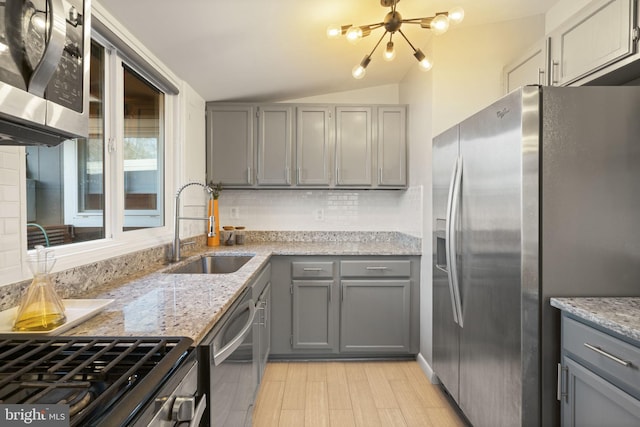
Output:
[
  {"left": 551, "top": 297, "right": 640, "bottom": 343},
  {"left": 66, "top": 238, "right": 420, "bottom": 345}
]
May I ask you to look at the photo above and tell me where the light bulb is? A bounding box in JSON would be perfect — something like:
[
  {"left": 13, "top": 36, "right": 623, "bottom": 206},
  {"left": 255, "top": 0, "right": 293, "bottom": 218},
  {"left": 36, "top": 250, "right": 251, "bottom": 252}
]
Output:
[
  {"left": 352, "top": 64, "right": 367, "bottom": 79},
  {"left": 414, "top": 49, "right": 433, "bottom": 72},
  {"left": 431, "top": 14, "right": 450, "bottom": 35},
  {"left": 327, "top": 24, "right": 341, "bottom": 39},
  {"left": 448, "top": 7, "right": 465, "bottom": 25},
  {"left": 383, "top": 41, "right": 396, "bottom": 61},
  {"left": 352, "top": 55, "right": 371, "bottom": 79},
  {"left": 346, "top": 26, "right": 363, "bottom": 43}
]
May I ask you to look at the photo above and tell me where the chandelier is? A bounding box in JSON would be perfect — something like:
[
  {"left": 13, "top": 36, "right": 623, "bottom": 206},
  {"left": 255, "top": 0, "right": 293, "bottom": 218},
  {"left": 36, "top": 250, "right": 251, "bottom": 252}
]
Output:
[{"left": 327, "top": 0, "right": 464, "bottom": 79}]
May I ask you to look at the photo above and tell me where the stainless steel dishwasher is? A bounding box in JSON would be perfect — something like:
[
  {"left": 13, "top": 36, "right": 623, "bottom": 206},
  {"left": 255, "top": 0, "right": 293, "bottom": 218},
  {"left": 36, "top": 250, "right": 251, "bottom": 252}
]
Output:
[{"left": 198, "top": 288, "right": 258, "bottom": 426}]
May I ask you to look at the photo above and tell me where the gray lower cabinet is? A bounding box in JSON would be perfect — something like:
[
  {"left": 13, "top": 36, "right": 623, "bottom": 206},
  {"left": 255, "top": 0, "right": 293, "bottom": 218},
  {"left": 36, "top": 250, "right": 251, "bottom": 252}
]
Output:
[
  {"left": 270, "top": 256, "right": 419, "bottom": 358},
  {"left": 340, "top": 279, "right": 410, "bottom": 353},
  {"left": 559, "top": 314, "right": 640, "bottom": 426},
  {"left": 292, "top": 279, "right": 338, "bottom": 351},
  {"left": 252, "top": 263, "right": 272, "bottom": 383}
]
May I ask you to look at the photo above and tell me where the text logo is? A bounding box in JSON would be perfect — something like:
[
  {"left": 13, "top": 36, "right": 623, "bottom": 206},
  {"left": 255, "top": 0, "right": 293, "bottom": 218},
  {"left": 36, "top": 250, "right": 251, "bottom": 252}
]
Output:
[{"left": 0, "top": 405, "right": 69, "bottom": 426}]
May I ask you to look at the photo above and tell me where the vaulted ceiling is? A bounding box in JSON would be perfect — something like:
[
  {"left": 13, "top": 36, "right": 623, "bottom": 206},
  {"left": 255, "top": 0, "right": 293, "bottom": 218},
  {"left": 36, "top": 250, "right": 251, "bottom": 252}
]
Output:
[{"left": 100, "top": 0, "right": 558, "bottom": 102}]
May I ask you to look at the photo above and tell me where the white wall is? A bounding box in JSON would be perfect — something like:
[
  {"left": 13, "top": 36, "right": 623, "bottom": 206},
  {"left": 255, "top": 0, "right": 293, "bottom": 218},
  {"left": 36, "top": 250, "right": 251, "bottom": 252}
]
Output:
[
  {"left": 399, "top": 14, "right": 545, "bottom": 377},
  {"left": 0, "top": 147, "right": 24, "bottom": 285},
  {"left": 398, "top": 39, "right": 434, "bottom": 376},
  {"left": 432, "top": 15, "right": 545, "bottom": 136}
]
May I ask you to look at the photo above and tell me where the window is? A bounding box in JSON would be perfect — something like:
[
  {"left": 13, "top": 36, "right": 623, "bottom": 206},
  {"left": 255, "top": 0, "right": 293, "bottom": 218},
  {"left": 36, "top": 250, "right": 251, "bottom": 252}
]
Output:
[{"left": 25, "top": 37, "right": 170, "bottom": 250}]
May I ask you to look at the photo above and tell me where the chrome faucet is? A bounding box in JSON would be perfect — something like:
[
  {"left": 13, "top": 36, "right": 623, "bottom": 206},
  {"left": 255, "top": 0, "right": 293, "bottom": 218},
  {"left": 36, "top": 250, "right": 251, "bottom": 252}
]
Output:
[{"left": 173, "top": 182, "right": 215, "bottom": 262}]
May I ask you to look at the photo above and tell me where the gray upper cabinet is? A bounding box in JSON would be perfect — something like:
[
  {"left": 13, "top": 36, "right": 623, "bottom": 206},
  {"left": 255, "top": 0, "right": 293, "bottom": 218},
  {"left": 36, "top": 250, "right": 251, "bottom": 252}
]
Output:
[
  {"left": 256, "top": 105, "right": 293, "bottom": 186},
  {"left": 206, "top": 104, "right": 254, "bottom": 186},
  {"left": 206, "top": 103, "right": 407, "bottom": 189},
  {"left": 296, "top": 106, "right": 333, "bottom": 186},
  {"left": 503, "top": 38, "right": 550, "bottom": 93},
  {"left": 335, "top": 106, "right": 372, "bottom": 186},
  {"left": 549, "top": 0, "right": 636, "bottom": 86},
  {"left": 377, "top": 106, "right": 407, "bottom": 187}
]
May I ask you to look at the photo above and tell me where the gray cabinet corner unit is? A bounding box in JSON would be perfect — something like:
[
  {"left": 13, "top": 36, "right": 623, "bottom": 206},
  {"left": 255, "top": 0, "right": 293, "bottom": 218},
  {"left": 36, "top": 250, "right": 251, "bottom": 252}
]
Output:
[
  {"left": 504, "top": 0, "right": 640, "bottom": 90},
  {"left": 205, "top": 102, "right": 408, "bottom": 190},
  {"left": 558, "top": 314, "right": 640, "bottom": 427},
  {"left": 270, "top": 255, "right": 419, "bottom": 359}
]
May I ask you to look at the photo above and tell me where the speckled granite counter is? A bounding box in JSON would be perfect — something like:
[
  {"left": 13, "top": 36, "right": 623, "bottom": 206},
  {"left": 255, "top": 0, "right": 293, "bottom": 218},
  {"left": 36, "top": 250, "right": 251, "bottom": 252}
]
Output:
[
  {"left": 65, "top": 239, "right": 420, "bottom": 345},
  {"left": 551, "top": 297, "right": 640, "bottom": 343}
]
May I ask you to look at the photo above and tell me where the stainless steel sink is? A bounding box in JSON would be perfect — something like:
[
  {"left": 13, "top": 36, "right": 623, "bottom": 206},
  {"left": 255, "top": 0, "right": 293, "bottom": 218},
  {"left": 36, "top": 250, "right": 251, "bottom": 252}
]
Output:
[{"left": 166, "top": 255, "right": 253, "bottom": 274}]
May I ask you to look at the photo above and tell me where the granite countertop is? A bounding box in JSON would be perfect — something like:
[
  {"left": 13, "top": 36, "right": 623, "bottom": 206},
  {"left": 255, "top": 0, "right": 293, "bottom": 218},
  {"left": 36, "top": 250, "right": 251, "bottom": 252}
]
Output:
[
  {"left": 67, "top": 240, "right": 420, "bottom": 345},
  {"left": 551, "top": 297, "right": 640, "bottom": 343}
]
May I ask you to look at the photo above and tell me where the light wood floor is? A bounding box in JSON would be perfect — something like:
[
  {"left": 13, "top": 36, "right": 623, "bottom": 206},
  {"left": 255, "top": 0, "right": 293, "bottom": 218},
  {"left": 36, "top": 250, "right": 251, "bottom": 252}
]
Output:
[{"left": 252, "top": 360, "right": 468, "bottom": 427}]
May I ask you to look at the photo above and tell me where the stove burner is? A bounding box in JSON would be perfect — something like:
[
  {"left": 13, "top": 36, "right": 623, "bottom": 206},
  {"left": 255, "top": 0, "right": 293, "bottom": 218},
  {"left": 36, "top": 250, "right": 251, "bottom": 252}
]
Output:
[{"left": 40, "top": 387, "right": 91, "bottom": 416}]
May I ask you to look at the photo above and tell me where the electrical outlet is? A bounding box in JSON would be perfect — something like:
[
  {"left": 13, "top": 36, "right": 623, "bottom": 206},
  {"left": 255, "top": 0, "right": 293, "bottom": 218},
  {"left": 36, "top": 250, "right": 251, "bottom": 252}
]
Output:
[
  {"left": 230, "top": 207, "right": 240, "bottom": 219},
  {"left": 314, "top": 208, "right": 324, "bottom": 221}
]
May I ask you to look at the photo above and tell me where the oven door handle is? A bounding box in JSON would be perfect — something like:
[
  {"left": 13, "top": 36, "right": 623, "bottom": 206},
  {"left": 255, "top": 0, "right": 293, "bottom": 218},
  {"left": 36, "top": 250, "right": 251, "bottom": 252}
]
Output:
[{"left": 213, "top": 300, "right": 256, "bottom": 366}]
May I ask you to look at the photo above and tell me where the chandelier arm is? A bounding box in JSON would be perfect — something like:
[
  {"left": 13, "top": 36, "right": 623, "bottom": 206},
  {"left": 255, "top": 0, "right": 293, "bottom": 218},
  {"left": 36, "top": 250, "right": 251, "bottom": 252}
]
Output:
[
  {"left": 397, "top": 28, "right": 418, "bottom": 52},
  {"left": 368, "top": 30, "right": 389, "bottom": 57},
  {"left": 401, "top": 18, "right": 429, "bottom": 24}
]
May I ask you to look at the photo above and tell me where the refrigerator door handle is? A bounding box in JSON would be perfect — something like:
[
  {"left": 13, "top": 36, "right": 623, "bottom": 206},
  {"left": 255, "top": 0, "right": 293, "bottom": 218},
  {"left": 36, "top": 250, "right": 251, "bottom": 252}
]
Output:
[
  {"left": 448, "top": 155, "right": 464, "bottom": 327},
  {"left": 445, "top": 156, "right": 461, "bottom": 325}
]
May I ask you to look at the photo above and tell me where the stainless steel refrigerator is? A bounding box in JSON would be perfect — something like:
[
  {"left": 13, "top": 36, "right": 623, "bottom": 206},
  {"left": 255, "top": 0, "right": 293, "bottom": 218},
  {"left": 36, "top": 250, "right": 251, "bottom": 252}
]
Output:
[{"left": 432, "top": 85, "right": 640, "bottom": 427}]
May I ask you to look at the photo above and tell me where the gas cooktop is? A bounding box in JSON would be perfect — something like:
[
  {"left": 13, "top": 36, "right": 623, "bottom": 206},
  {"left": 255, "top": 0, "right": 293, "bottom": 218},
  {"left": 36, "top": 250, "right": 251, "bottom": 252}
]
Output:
[{"left": 0, "top": 336, "right": 193, "bottom": 426}]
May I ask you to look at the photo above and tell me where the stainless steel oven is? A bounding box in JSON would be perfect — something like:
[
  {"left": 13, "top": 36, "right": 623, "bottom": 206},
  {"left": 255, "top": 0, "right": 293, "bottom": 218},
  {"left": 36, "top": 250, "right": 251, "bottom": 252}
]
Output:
[
  {"left": 0, "top": 336, "right": 206, "bottom": 426},
  {"left": 199, "top": 288, "right": 259, "bottom": 427}
]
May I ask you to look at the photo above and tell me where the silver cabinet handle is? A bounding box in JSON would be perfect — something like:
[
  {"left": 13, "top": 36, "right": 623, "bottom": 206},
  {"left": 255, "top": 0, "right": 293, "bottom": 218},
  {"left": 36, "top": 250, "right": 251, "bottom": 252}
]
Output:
[
  {"left": 557, "top": 364, "right": 568, "bottom": 402},
  {"left": 365, "top": 266, "right": 388, "bottom": 270},
  {"left": 538, "top": 68, "right": 545, "bottom": 85},
  {"left": 584, "top": 343, "right": 632, "bottom": 367},
  {"left": 551, "top": 60, "right": 559, "bottom": 85},
  {"left": 303, "top": 267, "right": 324, "bottom": 271}
]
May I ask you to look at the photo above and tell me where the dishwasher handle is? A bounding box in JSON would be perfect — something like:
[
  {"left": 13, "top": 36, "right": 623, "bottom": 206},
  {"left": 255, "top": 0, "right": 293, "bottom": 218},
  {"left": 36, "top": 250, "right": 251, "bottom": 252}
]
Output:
[{"left": 212, "top": 300, "right": 256, "bottom": 366}]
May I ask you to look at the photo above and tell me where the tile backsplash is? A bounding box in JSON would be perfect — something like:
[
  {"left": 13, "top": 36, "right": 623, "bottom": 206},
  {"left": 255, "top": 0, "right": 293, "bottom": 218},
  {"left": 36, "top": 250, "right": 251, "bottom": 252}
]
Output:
[{"left": 215, "top": 186, "right": 423, "bottom": 237}]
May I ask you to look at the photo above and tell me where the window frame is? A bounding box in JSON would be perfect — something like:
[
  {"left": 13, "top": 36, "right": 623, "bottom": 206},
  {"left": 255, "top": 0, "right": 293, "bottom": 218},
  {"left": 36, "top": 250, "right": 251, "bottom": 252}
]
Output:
[{"left": 25, "top": 26, "right": 180, "bottom": 273}]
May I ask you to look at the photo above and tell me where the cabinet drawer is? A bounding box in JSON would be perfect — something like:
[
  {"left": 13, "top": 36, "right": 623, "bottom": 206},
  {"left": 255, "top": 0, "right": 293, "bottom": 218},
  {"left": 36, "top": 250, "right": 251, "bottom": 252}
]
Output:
[
  {"left": 563, "top": 316, "right": 640, "bottom": 398},
  {"left": 291, "top": 261, "right": 334, "bottom": 278},
  {"left": 340, "top": 260, "right": 411, "bottom": 277}
]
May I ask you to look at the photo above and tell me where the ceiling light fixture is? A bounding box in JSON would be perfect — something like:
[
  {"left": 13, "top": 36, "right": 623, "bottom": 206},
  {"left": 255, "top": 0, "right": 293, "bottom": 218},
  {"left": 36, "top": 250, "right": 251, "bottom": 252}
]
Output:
[{"left": 328, "top": 0, "right": 464, "bottom": 79}]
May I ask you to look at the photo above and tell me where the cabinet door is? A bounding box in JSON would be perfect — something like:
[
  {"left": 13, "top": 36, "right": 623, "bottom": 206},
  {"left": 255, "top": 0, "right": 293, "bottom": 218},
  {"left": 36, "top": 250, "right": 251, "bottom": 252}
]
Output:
[
  {"left": 549, "top": 0, "right": 635, "bottom": 86},
  {"left": 257, "top": 282, "right": 271, "bottom": 382},
  {"left": 257, "top": 105, "right": 293, "bottom": 186},
  {"left": 377, "top": 106, "right": 407, "bottom": 187},
  {"left": 561, "top": 356, "right": 640, "bottom": 427},
  {"left": 206, "top": 105, "right": 254, "bottom": 186},
  {"left": 296, "top": 106, "right": 332, "bottom": 185},
  {"left": 503, "top": 39, "right": 549, "bottom": 93},
  {"left": 292, "top": 280, "right": 337, "bottom": 351},
  {"left": 340, "top": 280, "right": 410, "bottom": 353},
  {"left": 335, "top": 106, "right": 372, "bottom": 186}
]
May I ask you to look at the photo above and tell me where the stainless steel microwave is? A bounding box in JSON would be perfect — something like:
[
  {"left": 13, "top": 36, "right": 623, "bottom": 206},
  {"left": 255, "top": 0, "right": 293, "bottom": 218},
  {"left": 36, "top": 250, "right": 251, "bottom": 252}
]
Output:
[{"left": 0, "top": 0, "right": 91, "bottom": 146}]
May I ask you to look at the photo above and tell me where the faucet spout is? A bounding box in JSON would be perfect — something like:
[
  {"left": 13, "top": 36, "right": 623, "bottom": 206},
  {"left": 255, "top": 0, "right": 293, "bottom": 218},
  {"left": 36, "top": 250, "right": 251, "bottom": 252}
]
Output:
[{"left": 173, "top": 182, "right": 214, "bottom": 262}]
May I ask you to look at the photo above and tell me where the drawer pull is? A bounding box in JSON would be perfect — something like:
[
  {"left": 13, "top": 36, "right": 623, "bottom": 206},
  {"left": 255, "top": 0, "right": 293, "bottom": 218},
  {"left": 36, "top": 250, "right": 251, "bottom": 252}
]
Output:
[
  {"left": 365, "top": 266, "right": 389, "bottom": 270},
  {"left": 584, "top": 343, "right": 632, "bottom": 367},
  {"left": 303, "top": 267, "right": 324, "bottom": 271}
]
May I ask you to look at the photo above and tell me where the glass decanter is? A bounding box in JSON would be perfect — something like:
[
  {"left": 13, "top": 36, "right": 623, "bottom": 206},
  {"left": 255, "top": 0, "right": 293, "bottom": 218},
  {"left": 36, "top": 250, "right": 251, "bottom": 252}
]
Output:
[{"left": 13, "top": 246, "right": 66, "bottom": 331}]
